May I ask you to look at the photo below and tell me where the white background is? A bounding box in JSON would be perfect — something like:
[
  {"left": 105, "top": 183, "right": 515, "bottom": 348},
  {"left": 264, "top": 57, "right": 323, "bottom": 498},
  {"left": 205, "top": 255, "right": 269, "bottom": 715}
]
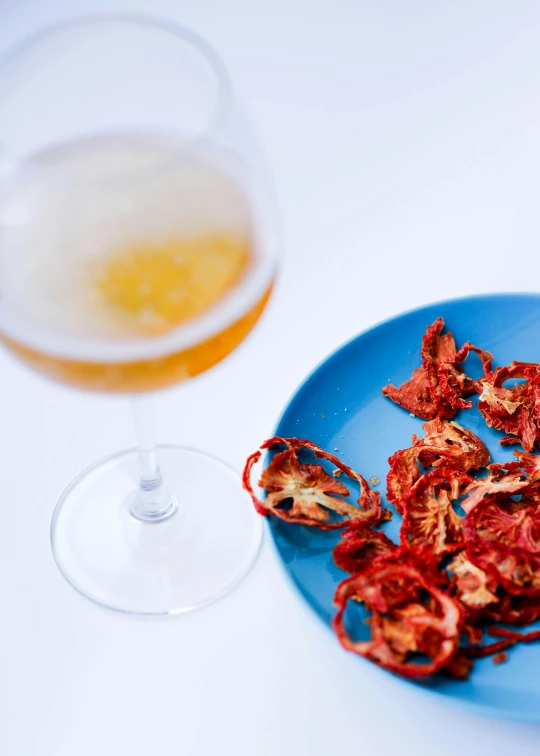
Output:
[{"left": 2, "top": 1, "right": 540, "bottom": 754}]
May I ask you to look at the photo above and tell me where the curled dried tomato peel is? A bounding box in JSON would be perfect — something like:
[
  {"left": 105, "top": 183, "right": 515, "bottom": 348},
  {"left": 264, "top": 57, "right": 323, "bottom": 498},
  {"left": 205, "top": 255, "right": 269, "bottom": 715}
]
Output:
[
  {"left": 463, "top": 497, "right": 540, "bottom": 597},
  {"left": 400, "top": 468, "right": 471, "bottom": 555},
  {"left": 333, "top": 523, "right": 395, "bottom": 574},
  {"left": 333, "top": 562, "right": 461, "bottom": 678},
  {"left": 387, "top": 419, "right": 489, "bottom": 510},
  {"left": 478, "top": 362, "right": 540, "bottom": 452},
  {"left": 383, "top": 317, "right": 493, "bottom": 421},
  {"left": 242, "top": 437, "right": 390, "bottom": 529}
]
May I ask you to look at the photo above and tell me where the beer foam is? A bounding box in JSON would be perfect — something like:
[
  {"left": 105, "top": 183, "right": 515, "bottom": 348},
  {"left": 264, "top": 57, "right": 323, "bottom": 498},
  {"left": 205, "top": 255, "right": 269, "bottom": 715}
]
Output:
[{"left": 0, "top": 134, "right": 275, "bottom": 361}]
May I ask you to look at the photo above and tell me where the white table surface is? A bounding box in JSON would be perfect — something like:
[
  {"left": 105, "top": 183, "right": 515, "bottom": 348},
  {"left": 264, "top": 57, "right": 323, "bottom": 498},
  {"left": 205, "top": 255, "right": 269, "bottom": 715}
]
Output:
[{"left": 3, "top": 1, "right": 540, "bottom": 754}]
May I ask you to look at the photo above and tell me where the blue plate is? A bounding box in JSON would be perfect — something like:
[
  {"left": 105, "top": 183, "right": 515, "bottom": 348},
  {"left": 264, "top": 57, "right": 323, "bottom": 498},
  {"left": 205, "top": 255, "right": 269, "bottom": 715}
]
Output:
[{"left": 269, "top": 293, "right": 540, "bottom": 722}]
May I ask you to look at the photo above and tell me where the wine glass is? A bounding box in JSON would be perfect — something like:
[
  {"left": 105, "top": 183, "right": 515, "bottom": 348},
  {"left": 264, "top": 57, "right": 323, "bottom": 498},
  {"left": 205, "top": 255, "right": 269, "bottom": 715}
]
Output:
[{"left": 0, "top": 14, "right": 278, "bottom": 615}]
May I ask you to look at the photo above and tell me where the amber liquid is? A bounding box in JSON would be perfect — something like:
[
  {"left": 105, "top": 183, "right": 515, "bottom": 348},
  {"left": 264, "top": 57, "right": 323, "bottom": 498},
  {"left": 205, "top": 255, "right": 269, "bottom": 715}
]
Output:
[
  {"left": 1, "top": 283, "right": 272, "bottom": 392},
  {"left": 0, "top": 231, "right": 273, "bottom": 392},
  {"left": 0, "top": 137, "right": 274, "bottom": 393}
]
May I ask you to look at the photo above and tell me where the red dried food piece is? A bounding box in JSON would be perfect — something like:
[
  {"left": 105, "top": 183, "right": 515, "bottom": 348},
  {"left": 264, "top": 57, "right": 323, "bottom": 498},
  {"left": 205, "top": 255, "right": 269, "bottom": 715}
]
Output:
[
  {"left": 383, "top": 317, "right": 493, "bottom": 421},
  {"left": 243, "top": 437, "right": 390, "bottom": 529},
  {"left": 464, "top": 497, "right": 540, "bottom": 553},
  {"left": 443, "top": 651, "right": 474, "bottom": 680},
  {"left": 333, "top": 563, "right": 461, "bottom": 678},
  {"left": 400, "top": 469, "right": 471, "bottom": 555},
  {"left": 467, "top": 543, "right": 540, "bottom": 598},
  {"left": 462, "top": 639, "right": 516, "bottom": 659},
  {"left": 478, "top": 362, "right": 540, "bottom": 452},
  {"left": 386, "top": 420, "right": 489, "bottom": 510},
  {"left": 513, "top": 452, "right": 540, "bottom": 502},
  {"left": 382, "top": 367, "right": 436, "bottom": 420},
  {"left": 488, "top": 626, "right": 540, "bottom": 644},
  {"left": 515, "top": 451, "right": 540, "bottom": 483},
  {"left": 448, "top": 551, "right": 499, "bottom": 611},
  {"left": 386, "top": 447, "right": 422, "bottom": 510},
  {"left": 485, "top": 593, "right": 540, "bottom": 627},
  {"left": 333, "top": 523, "right": 396, "bottom": 574},
  {"left": 416, "top": 419, "right": 490, "bottom": 472},
  {"left": 463, "top": 496, "right": 540, "bottom": 596},
  {"left": 422, "top": 319, "right": 473, "bottom": 417},
  {"left": 453, "top": 341, "right": 494, "bottom": 379},
  {"left": 366, "top": 543, "right": 449, "bottom": 587},
  {"left": 461, "top": 462, "right": 528, "bottom": 515},
  {"left": 492, "top": 651, "right": 509, "bottom": 665}
]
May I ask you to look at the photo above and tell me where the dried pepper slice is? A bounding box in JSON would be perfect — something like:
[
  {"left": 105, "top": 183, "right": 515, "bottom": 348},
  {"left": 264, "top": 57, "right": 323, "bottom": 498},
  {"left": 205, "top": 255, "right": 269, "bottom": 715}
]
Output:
[
  {"left": 383, "top": 317, "right": 492, "bottom": 421},
  {"left": 478, "top": 362, "right": 540, "bottom": 452},
  {"left": 333, "top": 523, "right": 396, "bottom": 574},
  {"left": 333, "top": 563, "right": 461, "bottom": 678},
  {"left": 400, "top": 469, "right": 471, "bottom": 555},
  {"left": 243, "top": 437, "right": 389, "bottom": 529}
]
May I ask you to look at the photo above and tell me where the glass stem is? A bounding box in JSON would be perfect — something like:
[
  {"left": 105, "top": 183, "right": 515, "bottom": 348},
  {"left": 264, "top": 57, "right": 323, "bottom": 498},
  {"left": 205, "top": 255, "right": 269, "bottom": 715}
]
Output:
[{"left": 130, "top": 396, "right": 177, "bottom": 522}]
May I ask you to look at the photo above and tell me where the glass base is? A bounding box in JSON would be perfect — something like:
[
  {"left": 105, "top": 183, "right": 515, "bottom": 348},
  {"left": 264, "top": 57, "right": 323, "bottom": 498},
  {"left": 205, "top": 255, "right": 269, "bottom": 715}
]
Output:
[{"left": 50, "top": 445, "right": 263, "bottom": 615}]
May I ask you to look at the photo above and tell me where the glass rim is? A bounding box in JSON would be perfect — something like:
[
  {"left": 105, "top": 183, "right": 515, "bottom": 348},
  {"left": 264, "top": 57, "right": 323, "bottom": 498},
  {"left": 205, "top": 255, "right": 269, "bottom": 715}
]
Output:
[{"left": 0, "top": 12, "right": 233, "bottom": 146}]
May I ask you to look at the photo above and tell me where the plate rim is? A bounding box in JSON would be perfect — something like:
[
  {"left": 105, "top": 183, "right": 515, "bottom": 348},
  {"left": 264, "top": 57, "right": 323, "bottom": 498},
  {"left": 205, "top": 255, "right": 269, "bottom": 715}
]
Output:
[{"left": 268, "top": 291, "right": 540, "bottom": 723}]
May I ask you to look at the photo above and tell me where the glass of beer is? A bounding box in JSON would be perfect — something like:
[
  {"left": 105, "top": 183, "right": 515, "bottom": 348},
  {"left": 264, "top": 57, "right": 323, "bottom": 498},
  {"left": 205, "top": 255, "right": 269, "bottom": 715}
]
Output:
[{"left": 0, "top": 15, "right": 277, "bottom": 614}]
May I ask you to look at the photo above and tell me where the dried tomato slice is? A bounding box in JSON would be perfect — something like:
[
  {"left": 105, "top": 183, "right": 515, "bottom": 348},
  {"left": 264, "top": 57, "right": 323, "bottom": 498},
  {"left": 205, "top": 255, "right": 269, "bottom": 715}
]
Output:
[
  {"left": 382, "top": 367, "right": 436, "bottom": 420},
  {"left": 421, "top": 319, "right": 460, "bottom": 419},
  {"left": 386, "top": 447, "right": 422, "bottom": 510},
  {"left": 448, "top": 551, "right": 499, "bottom": 610},
  {"left": 484, "top": 593, "right": 540, "bottom": 626},
  {"left": 386, "top": 420, "right": 489, "bottom": 510},
  {"left": 400, "top": 469, "right": 471, "bottom": 555},
  {"left": 416, "top": 419, "right": 490, "bottom": 472},
  {"left": 453, "top": 341, "right": 494, "bottom": 379},
  {"left": 373, "top": 544, "right": 449, "bottom": 586},
  {"left": 464, "top": 497, "right": 540, "bottom": 552},
  {"left": 333, "top": 563, "right": 461, "bottom": 678},
  {"left": 243, "top": 437, "right": 390, "bottom": 529},
  {"left": 514, "top": 452, "right": 540, "bottom": 500},
  {"left": 333, "top": 523, "right": 396, "bottom": 574},
  {"left": 478, "top": 362, "right": 540, "bottom": 452},
  {"left": 474, "top": 547, "right": 540, "bottom": 597},
  {"left": 383, "top": 317, "right": 492, "bottom": 421},
  {"left": 461, "top": 462, "right": 529, "bottom": 515},
  {"left": 464, "top": 498, "right": 540, "bottom": 597},
  {"left": 443, "top": 651, "right": 474, "bottom": 679}
]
